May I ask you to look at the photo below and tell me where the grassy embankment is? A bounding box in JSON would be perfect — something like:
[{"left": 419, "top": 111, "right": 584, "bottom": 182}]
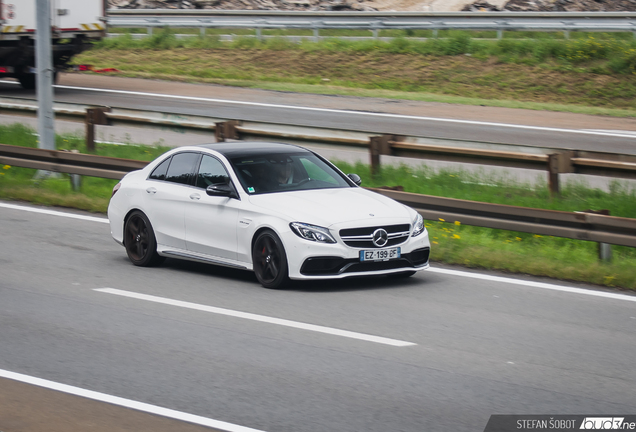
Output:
[
  {"left": 75, "top": 29, "right": 636, "bottom": 115},
  {"left": 1, "top": 123, "right": 635, "bottom": 289}
]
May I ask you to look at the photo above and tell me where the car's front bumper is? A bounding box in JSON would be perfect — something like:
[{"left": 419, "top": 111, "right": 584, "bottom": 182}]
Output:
[{"left": 283, "top": 229, "right": 431, "bottom": 280}]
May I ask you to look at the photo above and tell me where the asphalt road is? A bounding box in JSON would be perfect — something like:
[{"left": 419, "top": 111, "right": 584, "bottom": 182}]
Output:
[
  {"left": 1, "top": 201, "right": 635, "bottom": 432},
  {"left": 1, "top": 74, "right": 636, "bottom": 154}
]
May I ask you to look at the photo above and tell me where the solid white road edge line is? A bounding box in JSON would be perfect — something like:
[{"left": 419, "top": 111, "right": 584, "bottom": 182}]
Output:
[
  {"left": 0, "top": 368, "right": 267, "bottom": 432},
  {"left": 428, "top": 267, "right": 636, "bottom": 302},
  {"left": 0, "top": 202, "right": 109, "bottom": 223},
  {"left": 2, "top": 201, "right": 634, "bottom": 303},
  {"left": 54, "top": 84, "right": 636, "bottom": 139},
  {"left": 94, "top": 288, "right": 416, "bottom": 347}
]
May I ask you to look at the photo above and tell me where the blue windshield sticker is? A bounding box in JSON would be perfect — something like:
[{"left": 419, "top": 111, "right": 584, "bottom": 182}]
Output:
[{"left": 248, "top": 187, "right": 255, "bottom": 193}]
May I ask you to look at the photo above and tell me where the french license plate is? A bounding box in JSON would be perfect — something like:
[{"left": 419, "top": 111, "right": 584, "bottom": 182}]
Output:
[{"left": 360, "top": 247, "right": 401, "bottom": 262}]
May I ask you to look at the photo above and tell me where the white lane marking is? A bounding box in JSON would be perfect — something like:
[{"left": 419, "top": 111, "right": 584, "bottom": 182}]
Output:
[
  {"left": 429, "top": 267, "right": 636, "bottom": 303},
  {"left": 55, "top": 84, "right": 636, "bottom": 139},
  {"left": 3, "top": 202, "right": 635, "bottom": 303},
  {"left": 94, "top": 288, "right": 416, "bottom": 347},
  {"left": 584, "top": 129, "right": 636, "bottom": 137},
  {"left": 0, "top": 202, "right": 109, "bottom": 224},
  {"left": 0, "top": 369, "right": 266, "bottom": 432}
]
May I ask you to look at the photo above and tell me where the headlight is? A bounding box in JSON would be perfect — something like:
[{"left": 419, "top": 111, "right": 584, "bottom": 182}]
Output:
[
  {"left": 290, "top": 222, "right": 336, "bottom": 244},
  {"left": 411, "top": 213, "right": 425, "bottom": 237}
]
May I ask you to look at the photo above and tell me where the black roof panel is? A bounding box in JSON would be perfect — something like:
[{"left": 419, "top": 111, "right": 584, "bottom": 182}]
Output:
[{"left": 198, "top": 142, "right": 312, "bottom": 158}]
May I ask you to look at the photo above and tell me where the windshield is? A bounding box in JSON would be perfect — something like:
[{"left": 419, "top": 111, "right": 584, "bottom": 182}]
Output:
[{"left": 229, "top": 152, "right": 353, "bottom": 195}]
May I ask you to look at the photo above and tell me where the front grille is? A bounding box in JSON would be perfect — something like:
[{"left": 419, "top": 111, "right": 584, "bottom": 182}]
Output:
[
  {"left": 339, "top": 224, "right": 410, "bottom": 248},
  {"left": 300, "top": 247, "right": 430, "bottom": 276}
]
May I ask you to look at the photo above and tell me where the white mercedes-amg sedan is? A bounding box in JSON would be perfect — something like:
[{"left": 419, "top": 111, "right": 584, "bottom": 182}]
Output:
[{"left": 108, "top": 142, "right": 430, "bottom": 288}]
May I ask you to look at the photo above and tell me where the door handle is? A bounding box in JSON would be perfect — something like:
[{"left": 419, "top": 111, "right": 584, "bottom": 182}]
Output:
[
  {"left": 190, "top": 193, "right": 201, "bottom": 200},
  {"left": 146, "top": 187, "right": 157, "bottom": 194}
]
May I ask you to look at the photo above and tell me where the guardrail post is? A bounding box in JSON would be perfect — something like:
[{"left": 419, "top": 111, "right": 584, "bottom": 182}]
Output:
[
  {"left": 548, "top": 154, "right": 560, "bottom": 195},
  {"left": 215, "top": 121, "right": 241, "bottom": 142},
  {"left": 497, "top": 30, "right": 503, "bottom": 40},
  {"left": 85, "top": 107, "right": 111, "bottom": 152},
  {"left": 313, "top": 28, "right": 320, "bottom": 42},
  {"left": 256, "top": 28, "right": 262, "bottom": 41},
  {"left": 582, "top": 209, "right": 613, "bottom": 262},
  {"left": 548, "top": 151, "right": 573, "bottom": 196},
  {"left": 369, "top": 135, "right": 393, "bottom": 177},
  {"left": 69, "top": 149, "right": 82, "bottom": 191}
]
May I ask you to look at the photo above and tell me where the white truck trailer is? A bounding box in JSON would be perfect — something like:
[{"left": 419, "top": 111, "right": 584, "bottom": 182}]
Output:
[{"left": 0, "top": 0, "right": 105, "bottom": 89}]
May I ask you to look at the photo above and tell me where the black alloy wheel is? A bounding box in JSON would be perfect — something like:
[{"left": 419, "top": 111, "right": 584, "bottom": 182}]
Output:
[
  {"left": 124, "top": 211, "right": 163, "bottom": 266},
  {"left": 252, "top": 230, "right": 289, "bottom": 289}
]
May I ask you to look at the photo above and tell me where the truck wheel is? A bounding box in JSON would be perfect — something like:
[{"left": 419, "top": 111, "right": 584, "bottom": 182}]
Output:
[{"left": 17, "top": 74, "right": 36, "bottom": 90}]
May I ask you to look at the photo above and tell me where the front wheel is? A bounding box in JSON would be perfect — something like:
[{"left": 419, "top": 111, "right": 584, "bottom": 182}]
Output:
[
  {"left": 252, "top": 230, "right": 289, "bottom": 289},
  {"left": 124, "top": 211, "right": 164, "bottom": 267}
]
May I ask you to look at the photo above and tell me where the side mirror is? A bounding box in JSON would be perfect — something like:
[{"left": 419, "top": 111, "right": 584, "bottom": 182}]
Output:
[
  {"left": 347, "top": 173, "right": 362, "bottom": 186},
  {"left": 206, "top": 183, "right": 238, "bottom": 199}
]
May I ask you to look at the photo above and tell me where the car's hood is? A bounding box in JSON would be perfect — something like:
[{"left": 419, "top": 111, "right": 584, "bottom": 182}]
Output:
[{"left": 247, "top": 188, "right": 413, "bottom": 227}]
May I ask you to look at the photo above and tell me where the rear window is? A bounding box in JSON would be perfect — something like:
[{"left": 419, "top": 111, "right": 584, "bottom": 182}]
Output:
[{"left": 149, "top": 157, "right": 170, "bottom": 181}]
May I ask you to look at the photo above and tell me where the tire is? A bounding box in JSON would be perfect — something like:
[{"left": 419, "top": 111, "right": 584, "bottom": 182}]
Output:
[
  {"left": 16, "top": 72, "right": 57, "bottom": 90},
  {"left": 17, "top": 74, "right": 36, "bottom": 90},
  {"left": 389, "top": 271, "right": 417, "bottom": 279},
  {"left": 252, "top": 230, "right": 289, "bottom": 289},
  {"left": 124, "top": 211, "right": 164, "bottom": 267}
]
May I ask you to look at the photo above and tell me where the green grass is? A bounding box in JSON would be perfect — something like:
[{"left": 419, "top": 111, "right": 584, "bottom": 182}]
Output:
[
  {"left": 94, "top": 29, "right": 636, "bottom": 75},
  {"left": 1, "top": 123, "right": 635, "bottom": 289}
]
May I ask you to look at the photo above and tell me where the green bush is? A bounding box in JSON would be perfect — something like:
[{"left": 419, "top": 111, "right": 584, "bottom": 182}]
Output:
[{"left": 442, "top": 33, "right": 472, "bottom": 55}]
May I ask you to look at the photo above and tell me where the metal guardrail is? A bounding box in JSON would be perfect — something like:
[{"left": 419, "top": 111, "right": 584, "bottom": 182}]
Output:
[
  {"left": 372, "top": 188, "right": 636, "bottom": 248},
  {"left": 1, "top": 141, "right": 635, "bottom": 248},
  {"left": 106, "top": 10, "right": 636, "bottom": 37},
  {"left": 0, "top": 143, "right": 146, "bottom": 180},
  {"left": 2, "top": 96, "right": 636, "bottom": 195}
]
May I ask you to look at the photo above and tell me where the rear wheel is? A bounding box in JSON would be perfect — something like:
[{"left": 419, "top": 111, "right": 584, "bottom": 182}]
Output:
[
  {"left": 124, "top": 211, "right": 164, "bottom": 267},
  {"left": 252, "top": 230, "right": 289, "bottom": 289},
  {"left": 17, "top": 74, "right": 36, "bottom": 90},
  {"left": 17, "top": 72, "right": 58, "bottom": 90}
]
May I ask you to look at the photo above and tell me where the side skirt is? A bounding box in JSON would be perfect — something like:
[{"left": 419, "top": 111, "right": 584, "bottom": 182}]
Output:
[{"left": 160, "top": 250, "right": 249, "bottom": 271}]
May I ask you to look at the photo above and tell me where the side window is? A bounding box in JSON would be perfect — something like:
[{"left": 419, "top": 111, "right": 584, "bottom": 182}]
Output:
[
  {"left": 196, "top": 155, "right": 230, "bottom": 188},
  {"left": 149, "top": 157, "right": 171, "bottom": 181},
  {"left": 165, "top": 152, "right": 199, "bottom": 185}
]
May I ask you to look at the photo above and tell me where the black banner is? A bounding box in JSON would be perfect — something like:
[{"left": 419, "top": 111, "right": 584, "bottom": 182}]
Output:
[{"left": 484, "top": 415, "right": 636, "bottom": 432}]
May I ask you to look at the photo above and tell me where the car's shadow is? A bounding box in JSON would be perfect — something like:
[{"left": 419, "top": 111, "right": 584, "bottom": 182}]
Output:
[{"left": 154, "top": 258, "right": 423, "bottom": 293}]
